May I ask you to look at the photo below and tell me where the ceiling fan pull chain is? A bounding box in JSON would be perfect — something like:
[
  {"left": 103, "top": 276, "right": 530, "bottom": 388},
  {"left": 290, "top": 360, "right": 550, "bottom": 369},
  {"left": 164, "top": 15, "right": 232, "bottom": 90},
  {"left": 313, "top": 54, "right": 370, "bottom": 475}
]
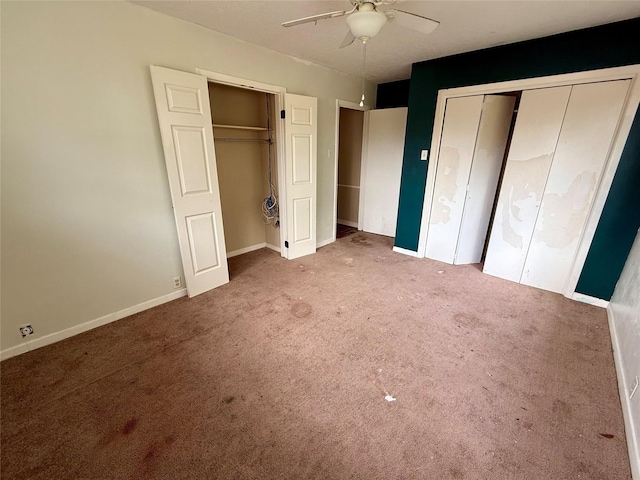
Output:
[{"left": 360, "top": 39, "right": 367, "bottom": 106}]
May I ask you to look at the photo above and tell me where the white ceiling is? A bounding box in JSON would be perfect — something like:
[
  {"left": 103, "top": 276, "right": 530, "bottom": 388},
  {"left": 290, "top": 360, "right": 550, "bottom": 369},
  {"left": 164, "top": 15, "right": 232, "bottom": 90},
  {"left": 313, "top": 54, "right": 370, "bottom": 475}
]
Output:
[{"left": 131, "top": 1, "right": 640, "bottom": 84}]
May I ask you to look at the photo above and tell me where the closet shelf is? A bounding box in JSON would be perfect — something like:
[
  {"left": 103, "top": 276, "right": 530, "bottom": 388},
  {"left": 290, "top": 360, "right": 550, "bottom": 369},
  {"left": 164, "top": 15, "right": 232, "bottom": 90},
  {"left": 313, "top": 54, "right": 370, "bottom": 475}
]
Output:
[
  {"left": 213, "top": 124, "right": 270, "bottom": 131},
  {"left": 214, "top": 137, "right": 271, "bottom": 143}
]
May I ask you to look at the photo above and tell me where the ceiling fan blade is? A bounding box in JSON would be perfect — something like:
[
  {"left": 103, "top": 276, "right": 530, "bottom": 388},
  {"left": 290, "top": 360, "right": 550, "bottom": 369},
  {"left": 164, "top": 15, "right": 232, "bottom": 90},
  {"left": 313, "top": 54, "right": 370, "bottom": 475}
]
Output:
[
  {"left": 388, "top": 9, "right": 439, "bottom": 35},
  {"left": 281, "top": 10, "right": 348, "bottom": 28},
  {"left": 339, "top": 30, "right": 356, "bottom": 49}
]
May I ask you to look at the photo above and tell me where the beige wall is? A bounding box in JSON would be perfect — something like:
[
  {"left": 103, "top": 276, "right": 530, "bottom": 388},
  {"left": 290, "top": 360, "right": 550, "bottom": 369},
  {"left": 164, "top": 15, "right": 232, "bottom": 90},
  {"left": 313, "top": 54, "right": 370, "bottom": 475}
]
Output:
[
  {"left": 338, "top": 109, "right": 365, "bottom": 186},
  {"left": 0, "top": 1, "right": 375, "bottom": 353},
  {"left": 337, "top": 108, "right": 364, "bottom": 224},
  {"left": 337, "top": 187, "right": 360, "bottom": 225}
]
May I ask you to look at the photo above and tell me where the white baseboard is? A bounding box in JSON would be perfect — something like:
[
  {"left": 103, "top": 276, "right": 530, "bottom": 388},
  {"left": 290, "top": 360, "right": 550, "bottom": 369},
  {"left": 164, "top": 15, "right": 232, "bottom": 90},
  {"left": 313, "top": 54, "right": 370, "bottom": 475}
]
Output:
[
  {"left": 0, "top": 343, "right": 30, "bottom": 361},
  {"left": 0, "top": 289, "right": 187, "bottom": 361},
  {"left": 266, "top": 243, "right": 281, "bottom": 253},
  {"left": 316, "top": 237, "right": 335, "bottom": 249},
  {"left": 606, "top": 306, "right": 640, "bottom": 479},
  {"left": 572, "top": 292, "right": 609, "bottom": 308},
  {"left": 392, "top": 246, "right": 420, "bottom": 258},
  {"left": 337, "top": 219, "right": 358, "bottom": 228},
  {"left": 227, "top": 243, "right": 267, "bottom": 258}
]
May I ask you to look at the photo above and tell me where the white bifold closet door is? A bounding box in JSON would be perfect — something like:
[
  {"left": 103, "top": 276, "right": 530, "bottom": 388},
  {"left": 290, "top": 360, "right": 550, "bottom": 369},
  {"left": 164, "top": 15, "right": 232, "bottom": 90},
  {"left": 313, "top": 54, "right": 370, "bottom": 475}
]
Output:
[
  {"left": 425, "top": 94, "right": 515, "bottom": 264},
  {"left": 520, "top": 80, "right": 630, "bottom": 292},
  {"left": 483, "top": 86, "right": 572, "bottom": 282},
  {"left": 284, "top": 93, "right": 318, "bottom": 259},
  {"left": 150, "top": 66, "right": 229, "bottom": 297},
  {"left": 484, "top": 80, "right": 630, "bottom": 293},
  {"left": 455, "top": 95, "right": 517, "bottom": 264}
]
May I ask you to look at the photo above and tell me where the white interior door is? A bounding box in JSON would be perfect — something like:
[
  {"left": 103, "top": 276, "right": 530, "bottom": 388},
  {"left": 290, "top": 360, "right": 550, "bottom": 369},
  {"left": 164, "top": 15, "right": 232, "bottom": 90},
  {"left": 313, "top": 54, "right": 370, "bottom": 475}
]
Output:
[
  {"left": 284, "top": 93, "right": 317, "bottom": 259},
  {"left": 483, "top": 86, "right": 571, "bottom": 282},
  {"left": 425, "top": 95, "right": 484, "bottom": 264},
  {"left": 150, "top": 66, "right": 229, "bottom": 297},
  {"left": 361, "top": 107, "right": 408, "bottom": 237},
  {"left": 521, "top": 79, "right": 631, "bottom": 292},
  {"left": 455, "top": 95, "right": 516, "bottom": 264}
]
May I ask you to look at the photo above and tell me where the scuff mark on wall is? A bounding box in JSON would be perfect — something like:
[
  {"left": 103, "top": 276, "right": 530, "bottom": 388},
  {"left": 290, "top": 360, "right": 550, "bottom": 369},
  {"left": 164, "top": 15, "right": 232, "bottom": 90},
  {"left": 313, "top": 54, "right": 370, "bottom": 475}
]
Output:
[
  {"left": 499, "top": 154, "right": 553, "bottom": 248},
  {"left": 534, "top": 171, "right": 597, "bottom": 249},
  {"left": 430, "top": 146, "right": 459, "bottom": 224}
]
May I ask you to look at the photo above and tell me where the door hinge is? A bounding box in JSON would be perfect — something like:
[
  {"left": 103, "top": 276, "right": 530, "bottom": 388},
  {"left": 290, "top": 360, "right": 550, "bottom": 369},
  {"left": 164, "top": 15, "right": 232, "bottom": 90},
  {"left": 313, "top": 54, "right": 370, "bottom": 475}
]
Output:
[
  {"left": 284, "top": 241, "right": 289, "bottom": 248},
  {"left": 281, "top": 110, "right": 286, "bottom": 119}
]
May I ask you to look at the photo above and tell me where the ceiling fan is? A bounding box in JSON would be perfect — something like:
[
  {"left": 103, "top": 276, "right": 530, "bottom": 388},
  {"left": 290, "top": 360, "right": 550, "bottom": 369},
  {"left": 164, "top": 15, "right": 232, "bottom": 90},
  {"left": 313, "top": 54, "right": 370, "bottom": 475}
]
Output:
[{"left": 281, "top": 0, "right": 440, "bottom": 48}]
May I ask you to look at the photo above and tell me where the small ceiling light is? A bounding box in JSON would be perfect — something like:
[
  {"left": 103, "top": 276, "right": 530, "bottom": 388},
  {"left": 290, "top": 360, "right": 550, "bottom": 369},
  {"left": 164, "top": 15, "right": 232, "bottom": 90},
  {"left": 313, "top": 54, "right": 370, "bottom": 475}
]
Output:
[{"left": 345, "top": 4, "right": 387, "bottom": 42}]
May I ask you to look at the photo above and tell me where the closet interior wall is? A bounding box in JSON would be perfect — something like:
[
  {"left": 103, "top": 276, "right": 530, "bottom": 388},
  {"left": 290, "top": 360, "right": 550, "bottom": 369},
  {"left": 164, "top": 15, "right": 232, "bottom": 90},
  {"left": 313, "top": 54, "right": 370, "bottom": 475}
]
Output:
[{"left": 208, "top": 83, "right": 280, "bottom": 257}]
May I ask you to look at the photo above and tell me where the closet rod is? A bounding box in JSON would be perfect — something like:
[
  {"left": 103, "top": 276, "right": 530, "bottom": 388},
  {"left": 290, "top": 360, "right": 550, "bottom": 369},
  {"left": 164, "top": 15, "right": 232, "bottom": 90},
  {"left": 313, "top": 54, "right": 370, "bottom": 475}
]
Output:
[{"left": 213, "top": 137, "right": 272, "bottom": 143}]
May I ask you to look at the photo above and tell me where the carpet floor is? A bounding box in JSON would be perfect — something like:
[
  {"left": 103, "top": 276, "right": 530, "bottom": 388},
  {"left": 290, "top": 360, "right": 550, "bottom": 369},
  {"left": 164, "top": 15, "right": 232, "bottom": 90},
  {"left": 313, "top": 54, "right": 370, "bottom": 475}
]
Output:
[
  {"left": 336, "top": 223, "right": 358, "bottom": 239},
  {"left": 1, "top": 232, "right": 630, "bottom": 479}
]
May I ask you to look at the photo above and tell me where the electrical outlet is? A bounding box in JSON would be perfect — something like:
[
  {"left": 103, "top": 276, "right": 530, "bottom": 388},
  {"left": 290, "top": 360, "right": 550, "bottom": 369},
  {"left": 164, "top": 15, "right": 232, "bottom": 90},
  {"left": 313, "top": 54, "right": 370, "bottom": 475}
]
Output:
[
  {"left": 173, "top": 276, "right": 182, "bottom": 289},
  {"left": 19, "top": 324, "right": 34, "bottom": 338},
  {"left": 631, "top": 375, "right": 639, "bottom": 400},
  {"left": 420, "top": 149, "right": 429, "bottom": 161}
]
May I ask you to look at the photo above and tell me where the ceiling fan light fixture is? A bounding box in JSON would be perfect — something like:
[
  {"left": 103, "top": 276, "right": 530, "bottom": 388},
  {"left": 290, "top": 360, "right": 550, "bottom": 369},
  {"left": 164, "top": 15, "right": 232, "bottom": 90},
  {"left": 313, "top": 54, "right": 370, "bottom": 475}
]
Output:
[{"left": 346, "top": 11, "right": 387, "bottom": 40}]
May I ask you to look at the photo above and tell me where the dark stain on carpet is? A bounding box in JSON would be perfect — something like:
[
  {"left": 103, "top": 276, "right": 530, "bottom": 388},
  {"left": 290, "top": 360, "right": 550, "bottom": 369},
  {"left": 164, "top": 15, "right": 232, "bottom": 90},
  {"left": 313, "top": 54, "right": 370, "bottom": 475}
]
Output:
[
  {"left": 350, "top": 234, "right": 372, "bottom": 246},
  {"left": 291, "top": 302, "right": 312, "bottom": 318},
  {"left": 122, "top": 418, "right": 138, "bottom": 435}
]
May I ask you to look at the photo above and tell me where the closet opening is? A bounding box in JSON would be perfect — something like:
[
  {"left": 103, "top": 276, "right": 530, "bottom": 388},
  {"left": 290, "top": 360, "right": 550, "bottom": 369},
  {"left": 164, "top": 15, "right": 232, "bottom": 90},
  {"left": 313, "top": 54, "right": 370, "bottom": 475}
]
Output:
[
  {"left": 336, "top": 106, "right": 365, "bottom": 238},
  {"left": 208, "top": 82, "right": 282, "bottom": 267}
]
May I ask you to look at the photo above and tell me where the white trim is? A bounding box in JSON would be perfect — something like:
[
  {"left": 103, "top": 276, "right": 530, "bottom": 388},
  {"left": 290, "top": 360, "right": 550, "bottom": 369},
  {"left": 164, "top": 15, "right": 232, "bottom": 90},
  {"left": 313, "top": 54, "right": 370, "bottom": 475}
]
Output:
[
  {"left": 317, "top": 237, "right": 335, "bottom": 249},
  {"left": 1, "top": 289, "right": 187, "bottom": 361},
  {"left": 197, "top": 67, "right": 288, "bottom": 259},
  {"left": 227, "top": 243, "right": 267, "bottom": 258},
  {"left": 333, "top": 100, "right": 372, "bottom": 245},
  {"left": 393, "top": 246, "right": 420, "bottom": 257},
  {"left": 438, "top": 65, "right": 640, "bottom": 99},
  {"left": 275, "top": 92, "right": 287, "bottom": 258},
  {"left": 195, "top": 68, "right": 286, "bottom": 94},
  {"left": 224, "top": 242, "right": 282, "bottom": 259},
  {"left": 337, "top": 219, "right": 358, "bottom": 228},
  {"left": 266, "top": 243, "right": 281, "bottom": 253},
  {"left": 358, "top": 110, "right": 371, "bottom": 232},
  {"left": 606, "top": 306, "right": 640, "bottom": 480},
  {"left": 417, "top": 88, "right": 448, "bottom": 259},
  {"left": 416, "top": 65, "right": 640, "bottom": 300},
  {"left": 571, "top": 292, "right": 609, "bottom": 308},
  {"left": 1, "top": 343, "right": 29, "bottom": 361}
]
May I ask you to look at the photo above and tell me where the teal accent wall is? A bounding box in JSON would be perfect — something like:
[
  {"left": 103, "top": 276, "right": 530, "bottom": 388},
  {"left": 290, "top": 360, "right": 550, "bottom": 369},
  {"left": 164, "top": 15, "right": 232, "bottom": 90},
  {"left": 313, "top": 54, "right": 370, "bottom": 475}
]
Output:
[
  {"left": 377, "top": 79, "right": 411, "bottom": 109},
  {"left": 394, "top": 17, "right": 640, "bottom": 300}
]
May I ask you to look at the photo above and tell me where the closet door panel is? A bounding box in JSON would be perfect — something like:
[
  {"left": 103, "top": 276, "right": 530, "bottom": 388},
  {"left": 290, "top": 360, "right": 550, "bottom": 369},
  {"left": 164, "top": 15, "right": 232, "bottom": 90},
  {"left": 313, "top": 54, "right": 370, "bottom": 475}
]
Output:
[
  {"left": 521, "top": 79, "right": 631, "bottom": 292},
  {"left": 425, "top": 95, "right": 484, "bottom": 264},
  {"left": 361, "top": 107, "right": 407, "bottom": 237},
  {"left": 284, "top": 93, "right": 317, "bottom": 259},
  {"left": 483, "top": 86, "right": 571, "bottom": 282},
  {"left": 455, "top": 95, "right": 516, "bottom": 265}
]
